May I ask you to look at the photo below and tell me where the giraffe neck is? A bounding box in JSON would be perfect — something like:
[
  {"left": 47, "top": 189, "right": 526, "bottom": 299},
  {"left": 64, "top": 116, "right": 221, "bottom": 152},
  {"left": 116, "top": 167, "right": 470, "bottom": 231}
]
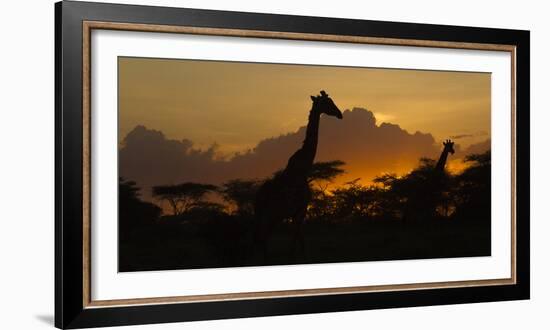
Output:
[
  {"left": 284, "top": 107, "right": 321, "bottom": 177},
  {"left": 435, "top": 150, "right": 449, "bottom": 172},
  {"left": 301, "top": 107, "right": 321, "bottom": 163}
]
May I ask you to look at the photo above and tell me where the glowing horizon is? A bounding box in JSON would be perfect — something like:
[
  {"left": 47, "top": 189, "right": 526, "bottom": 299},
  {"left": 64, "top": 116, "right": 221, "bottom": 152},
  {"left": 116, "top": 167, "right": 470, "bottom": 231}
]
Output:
[{"left": 119, "top": 57, "right": 491, "bottom": 191}]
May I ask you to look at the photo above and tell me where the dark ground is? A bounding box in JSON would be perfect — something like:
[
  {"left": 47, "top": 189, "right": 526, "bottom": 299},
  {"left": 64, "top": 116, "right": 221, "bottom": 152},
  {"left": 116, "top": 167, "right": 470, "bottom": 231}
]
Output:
[{"left": 119, "top": 217, "right": 490, "bottom": 272}]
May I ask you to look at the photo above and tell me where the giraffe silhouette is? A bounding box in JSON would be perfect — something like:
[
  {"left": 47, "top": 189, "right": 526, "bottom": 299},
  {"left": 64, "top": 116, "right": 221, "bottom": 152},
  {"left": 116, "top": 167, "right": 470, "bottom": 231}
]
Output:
[
  {"left": 435, "top": 139, "right": 455, "bottom": 172},
  {"left": 253, "top": 90, "right": 343, "bottom": 262},
  {"left": 433, "top": 139, "right": 455, "bottom": 216},
  {"left": 403, "top": 139, "right": 455, "bottom": 222}
]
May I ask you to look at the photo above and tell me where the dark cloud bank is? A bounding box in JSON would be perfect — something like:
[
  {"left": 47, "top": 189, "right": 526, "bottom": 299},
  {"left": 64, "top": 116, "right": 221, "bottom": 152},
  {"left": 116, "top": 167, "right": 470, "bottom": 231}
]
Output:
[{"left": 120, "top": 108, "right": 489, "bottom": 200}]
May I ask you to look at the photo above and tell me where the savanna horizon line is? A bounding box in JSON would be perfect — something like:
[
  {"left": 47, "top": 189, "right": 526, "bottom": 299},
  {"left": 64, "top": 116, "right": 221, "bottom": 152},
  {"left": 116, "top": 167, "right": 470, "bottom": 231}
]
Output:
[{"left": 119, "top": 108, "right": 490, "bottom": 200}]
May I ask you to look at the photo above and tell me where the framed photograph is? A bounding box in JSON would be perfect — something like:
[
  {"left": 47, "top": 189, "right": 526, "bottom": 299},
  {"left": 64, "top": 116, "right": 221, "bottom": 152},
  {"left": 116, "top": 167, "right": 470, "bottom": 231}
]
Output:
[{"left": 55, "top": 1, "right": 530, "bottom": 328}]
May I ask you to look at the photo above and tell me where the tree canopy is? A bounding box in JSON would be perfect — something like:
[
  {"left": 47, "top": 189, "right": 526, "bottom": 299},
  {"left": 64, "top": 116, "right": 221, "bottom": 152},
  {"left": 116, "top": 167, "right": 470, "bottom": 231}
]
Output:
[
  {"left": 220, "top": 179, "right": 261, "bottom": 216},
  {"left": 152, "top": 182, "right": 218, "bottom": 215},
  {"left": 307, "top": 160, "right": 346, "bottom": 183}
]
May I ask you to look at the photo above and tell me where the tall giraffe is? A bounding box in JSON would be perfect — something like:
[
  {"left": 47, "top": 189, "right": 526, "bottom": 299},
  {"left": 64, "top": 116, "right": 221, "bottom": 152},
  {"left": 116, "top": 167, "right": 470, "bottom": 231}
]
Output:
[
  {"left": 253, "top": 91, "right": 343, "bottom": 261},
  {"left": 435, "top": 139, "right": 455, "bottom": 172}
]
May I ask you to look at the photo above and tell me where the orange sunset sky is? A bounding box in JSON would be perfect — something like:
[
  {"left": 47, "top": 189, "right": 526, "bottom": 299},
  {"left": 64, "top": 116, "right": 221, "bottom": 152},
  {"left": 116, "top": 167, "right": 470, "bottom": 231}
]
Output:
[{"left": 118, "top": 57, "right": 491, "bottom": 194}]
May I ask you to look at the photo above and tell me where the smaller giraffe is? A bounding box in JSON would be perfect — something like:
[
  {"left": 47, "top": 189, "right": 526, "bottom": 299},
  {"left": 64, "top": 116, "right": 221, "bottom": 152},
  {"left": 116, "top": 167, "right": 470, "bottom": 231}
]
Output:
[
  {"left": 403, "top": 139, "right": 455, "bottom": 222},
  {"left": 435, "top": 139, "right": 455, "bottom": 172},
  {"left": 434, "top": 139, "right": 455, "bottom": 217}
]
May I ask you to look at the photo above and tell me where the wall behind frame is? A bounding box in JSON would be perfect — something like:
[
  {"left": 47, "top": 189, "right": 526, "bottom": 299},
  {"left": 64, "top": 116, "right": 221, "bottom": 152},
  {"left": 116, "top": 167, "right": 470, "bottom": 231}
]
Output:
[{"left": 0, "top": 0, "right": 545, "bottom": 330}]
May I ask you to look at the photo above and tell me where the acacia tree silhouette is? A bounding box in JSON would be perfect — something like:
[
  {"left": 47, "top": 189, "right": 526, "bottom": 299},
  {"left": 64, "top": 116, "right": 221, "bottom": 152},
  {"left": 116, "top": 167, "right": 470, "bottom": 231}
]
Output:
[
  {"left": 253, "top": 91, "right": 343, "bottom": 262},
  {"left": 221, "top": 179, "right": 261, "bottom": 216},
  {"left": 152, "top": 182, "right": 217, "bottom": 216},
  {"left": 307, "top": 160, "right": 346, "bottom": 184},
  {"left": 306, "top": 160, "right": 346, "bottom": 221},
  {"left": 119, "top": 150, "right": 491, "bottom": 271}
]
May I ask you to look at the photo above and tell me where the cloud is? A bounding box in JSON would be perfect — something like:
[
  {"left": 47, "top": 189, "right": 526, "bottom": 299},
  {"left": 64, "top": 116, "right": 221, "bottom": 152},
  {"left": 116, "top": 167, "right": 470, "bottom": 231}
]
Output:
[
  {"left": 120, "top": 108, "right": 483, "bottom": 200},
  {"left": 450, "top": 134, "right": 474, "bottom": 139},
  {"left": 456, "top": 139, "right": 491, "bottom": 157},
  {"left": 372, "top": 112, "right": 396, "bottom": 123},
  {"left": 450, "top": 131, "right": 489, "bottom": 140},
  {"left": 445, "top": 138, "right": 490, "bottom": 173}
]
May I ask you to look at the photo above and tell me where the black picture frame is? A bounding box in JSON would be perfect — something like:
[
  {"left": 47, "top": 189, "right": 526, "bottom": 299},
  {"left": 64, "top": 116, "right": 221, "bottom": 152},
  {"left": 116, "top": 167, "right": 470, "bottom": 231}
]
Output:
[{"left": 55, "top": 1, "right": 530, "bottom": 328}]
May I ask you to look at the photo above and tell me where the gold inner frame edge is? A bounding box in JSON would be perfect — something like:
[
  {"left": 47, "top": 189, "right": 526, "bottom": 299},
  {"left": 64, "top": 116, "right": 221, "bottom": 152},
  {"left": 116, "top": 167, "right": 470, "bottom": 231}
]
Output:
[{"left": 81, "top": 20, "right": 517, "bottom": 308}]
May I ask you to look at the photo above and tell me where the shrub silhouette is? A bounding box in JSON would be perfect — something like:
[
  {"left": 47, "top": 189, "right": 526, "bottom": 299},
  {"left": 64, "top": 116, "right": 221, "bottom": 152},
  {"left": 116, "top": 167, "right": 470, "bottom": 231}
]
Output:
[
  {"left": 119, "top": 152, "right": 491, "bottom": 271},
  {"left": 119, "top": 177, "right": 161, "bottom": 240},
  {"left": 452, "top": 151, "right": 491, "bottom": 221},
  {"left": 152, "top": 182, "right": 218, "bottom": 216},
  {"left": 220, "top": 179, "right": 261, "bottom": 216}
]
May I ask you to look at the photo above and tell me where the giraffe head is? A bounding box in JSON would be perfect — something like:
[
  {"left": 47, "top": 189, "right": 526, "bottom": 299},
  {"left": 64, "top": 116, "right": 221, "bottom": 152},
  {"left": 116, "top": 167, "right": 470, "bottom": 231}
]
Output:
[
  {"left": 310, "top": 90, "right": 343, "bottom": 119},
  {"left": 443, "top": 139, "right": 455, "bottom": 155}
]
